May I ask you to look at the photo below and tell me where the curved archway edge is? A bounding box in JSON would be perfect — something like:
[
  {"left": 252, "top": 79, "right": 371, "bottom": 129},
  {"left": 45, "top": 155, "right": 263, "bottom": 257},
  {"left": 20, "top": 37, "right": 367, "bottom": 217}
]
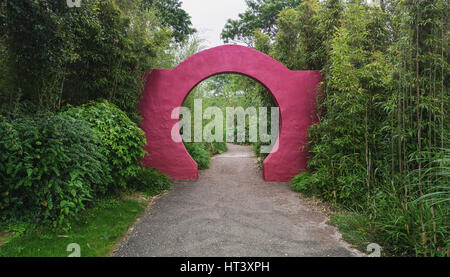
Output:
[{"left": 140, "top": 45, "right": 321, "bottom": 182}]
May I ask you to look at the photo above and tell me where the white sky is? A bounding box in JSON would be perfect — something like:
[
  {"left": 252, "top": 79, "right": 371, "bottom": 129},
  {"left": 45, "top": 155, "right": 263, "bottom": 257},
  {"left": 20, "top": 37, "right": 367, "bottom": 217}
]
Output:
[{"left": 180, "top": 0, "right": 248, "bottom": 48}]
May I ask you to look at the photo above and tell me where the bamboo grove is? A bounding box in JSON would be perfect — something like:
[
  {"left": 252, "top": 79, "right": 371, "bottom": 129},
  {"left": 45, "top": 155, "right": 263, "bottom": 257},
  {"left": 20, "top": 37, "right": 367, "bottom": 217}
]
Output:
[{"left": 231, "top": 0, "right": 449, "bottom": 256}]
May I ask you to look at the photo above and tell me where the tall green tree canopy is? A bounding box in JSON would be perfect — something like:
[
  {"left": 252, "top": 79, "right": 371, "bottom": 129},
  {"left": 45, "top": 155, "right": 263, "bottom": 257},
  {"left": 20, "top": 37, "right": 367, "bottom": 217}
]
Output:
[
  {"left": 143, "top": 0, "right": 196, "bottom": 42},
  {"left": 1, "top": 0, "right": 173, "bottom": 122},
  {"left": 221, "top": 0, "right": 301, "bottom": 45}
]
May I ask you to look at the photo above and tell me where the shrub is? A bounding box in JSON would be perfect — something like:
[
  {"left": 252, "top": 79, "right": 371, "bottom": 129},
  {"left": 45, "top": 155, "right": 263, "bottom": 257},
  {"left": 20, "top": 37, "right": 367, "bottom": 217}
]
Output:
[
  {"left": 64, "top": 101, "right": 147, "bottom": 194},
  {"left": 0, "top": 113, "right": 110, "bottom": 229},
  {"left": 290, "top": 171, "right": 312, "bottom": 193},
  {"left": 204, "top": 142, "right": 227, "bottom": 155},
  {"left": 131, "top": 168, "right": 172, "bottom": 196},
  {"left": 184, "top": 142, "right": 228, "bottom": 169},
  {"left": 184, "top": 142, "right": 210, "bottom": 169}
]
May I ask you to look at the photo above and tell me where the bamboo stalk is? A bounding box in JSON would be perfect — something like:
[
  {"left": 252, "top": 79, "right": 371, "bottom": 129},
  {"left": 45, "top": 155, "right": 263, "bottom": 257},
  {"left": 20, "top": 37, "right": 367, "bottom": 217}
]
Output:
[{"left": 415, "top": 2, "right": 427, "bottom": 254}]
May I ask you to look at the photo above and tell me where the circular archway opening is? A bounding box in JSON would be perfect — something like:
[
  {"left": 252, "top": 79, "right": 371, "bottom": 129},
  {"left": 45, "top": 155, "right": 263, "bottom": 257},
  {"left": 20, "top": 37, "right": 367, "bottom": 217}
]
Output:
[{"left": 179, "top": 73, "right": 280, "bottom": 171}]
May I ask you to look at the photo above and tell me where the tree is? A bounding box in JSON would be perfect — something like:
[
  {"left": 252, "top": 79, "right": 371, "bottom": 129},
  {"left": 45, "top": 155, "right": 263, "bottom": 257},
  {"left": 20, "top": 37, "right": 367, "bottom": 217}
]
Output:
[
  {"left": 246, "top": 0, "right": 343, "bottom": 70},
  {"left": 169, "top": 34, "right": 207, "bottom": 67},
  {"left": 307, "top": 2, "right": 391, "bottom": 208},
  {"left": 271, "top": 8, "right": 303, "bottom": 69},
  {"left": 316, "top": 0, "right": 344, "bottom": 68},
  {"left": 253, "top": 29, "right": 271, "bottom": 54},
  {"left": 143, "top": 0, "right": 196, "bottom": 43},
  {"left": 1, "top": 0, "right": 172, "bottom": 122},
  {"left": 269, "top": 0, "right": 331, "bottom": 70},
  {"left": 221, "top": 0, "right": 302, "bottom": 45}
]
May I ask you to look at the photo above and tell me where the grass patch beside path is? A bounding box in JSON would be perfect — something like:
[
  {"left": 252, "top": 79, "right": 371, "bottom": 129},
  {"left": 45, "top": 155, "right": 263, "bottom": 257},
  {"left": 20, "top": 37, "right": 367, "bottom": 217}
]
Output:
[
  {"left": 330, "top": 212, "right": 372, "bottom": 254},
  {"left": 0, "top": 196, "right": 149, "bottom": 257}
]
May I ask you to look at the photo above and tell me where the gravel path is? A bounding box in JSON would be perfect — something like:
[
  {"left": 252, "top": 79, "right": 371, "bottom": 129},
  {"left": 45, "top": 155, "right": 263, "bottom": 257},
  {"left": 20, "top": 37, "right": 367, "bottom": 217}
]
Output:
[{"left": 114, "top": 144, "right": 362, "bottom": 257}]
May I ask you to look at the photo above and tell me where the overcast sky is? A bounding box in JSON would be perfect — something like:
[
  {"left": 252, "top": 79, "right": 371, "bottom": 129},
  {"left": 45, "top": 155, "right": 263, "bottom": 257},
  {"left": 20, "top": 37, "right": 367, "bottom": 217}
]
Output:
[{"left": 180, "top": 0, "right": 248, "bottom": 48}]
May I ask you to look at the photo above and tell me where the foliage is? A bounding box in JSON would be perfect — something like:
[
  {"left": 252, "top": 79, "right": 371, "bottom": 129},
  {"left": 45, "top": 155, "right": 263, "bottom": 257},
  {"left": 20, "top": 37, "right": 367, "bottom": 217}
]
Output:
[
  {"left": 227, "top": 0, "right": 449, "bottom": 256},
  {"left": 297, "top": 1, "right": 448, "bottom": 256},
  {"left": 253, "top": 29, "right": 272, "bottom": 54},
  {"left": 64, "top": 101, "right": 147, "bottom": 194},
  {"left": 131, "top": 167, "right": 172, "bottom": 197},
  {"left": 330, "top": 212, "right": 372, "bottom": 254},
  {"left": 270, "top": 8, "right": 304, "bottom": 70},
  {"left": 182, "top": 72, "right": 277, "bottom": 163},
  {"left": 0, "top": 198, "right": 146, "bottom": 257},
  {"left": 1, "top": 0, "right": 172, "bottom": 122},
  {"left": 290, "top": 171, "right": 313, "bottom": 193},
  {"left": 0, "top": 0, "right": 187, "bottom": 232},
  {"left": 143, "top": 0, "right": 196, "bottom": 43},
  {"left": 412, "top": 148, "right": 450, "bottom": 207},
  {"left": 307, "top": 3, "right": 391, "bottom": 208},
  {"left": 0, "top": 32, "right": 9, "bottom": 105},
  {"left": 184, "top": 142, "right": 211, "bottom": 170},
  {"left": 251, "top": 0, "right": 343, "bottom": 70},
  {"left": 183, "top": 141, "right": 227, "bottom": 170},
  {"left": 0, "top": 113, "right": 110, "bottom": 229},
  {"left": 204, "top": 142, "right": 228, "bottom": 156},
  {"left": 169, "top": 34, "right": 207, "bottom": 67},
  {"left": 0, "top": 100, "right": 164, "bottom": 230},
  {"left": 221, "top": 0, "right": 301, "bottom": 45},
  {"left": 271, "top": 0, "right": 324, "bottom": 70}
]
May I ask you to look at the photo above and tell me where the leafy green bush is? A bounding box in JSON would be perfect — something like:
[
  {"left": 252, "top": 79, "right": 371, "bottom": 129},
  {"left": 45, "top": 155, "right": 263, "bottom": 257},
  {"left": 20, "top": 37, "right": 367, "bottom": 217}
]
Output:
[
  {"left": 0, "top": 113, "right": 110, "bottom": 229},
  {"left": 0, "top": 101, "right": 164, "bottom": 230},
  {"left": 131, "top": 168, "right": 172, "bottom": 196},
  {"left": 183, "top": 142, "right": 227, "bottom": 170},
  {"left": 64, "top": 101, "right": 147, "bottom": 194},
  {"left": 204, "top": 142, "right": 227, "bottom": 155},
  {"left": 289, "top": 171, "right": 312, "bottom": 193},
  {"left": 184, "top": 142, "right": 210, "bottom": 169}
]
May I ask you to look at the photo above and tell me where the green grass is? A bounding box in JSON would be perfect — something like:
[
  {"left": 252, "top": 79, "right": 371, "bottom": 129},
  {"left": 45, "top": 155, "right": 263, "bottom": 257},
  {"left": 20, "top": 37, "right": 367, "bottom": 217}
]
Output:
[
  {"left": 0, "top": 198, "right": 147, "bottom": 257},
  {"left": 330, "top": 212, "right": 372, "bottom": 253}
]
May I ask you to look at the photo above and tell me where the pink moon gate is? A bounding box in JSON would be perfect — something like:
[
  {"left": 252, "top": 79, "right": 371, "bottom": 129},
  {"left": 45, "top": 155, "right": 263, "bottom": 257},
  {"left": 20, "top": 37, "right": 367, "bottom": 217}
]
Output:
[{"left": 140, "top": 45, "right": 321, "bottom": 182}]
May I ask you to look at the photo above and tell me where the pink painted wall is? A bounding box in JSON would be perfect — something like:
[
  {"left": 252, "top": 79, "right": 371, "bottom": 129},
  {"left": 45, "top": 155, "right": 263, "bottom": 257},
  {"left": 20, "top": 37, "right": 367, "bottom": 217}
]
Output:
[{"left": 140, "top": 45, "right": 321, "bottom": 182}]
